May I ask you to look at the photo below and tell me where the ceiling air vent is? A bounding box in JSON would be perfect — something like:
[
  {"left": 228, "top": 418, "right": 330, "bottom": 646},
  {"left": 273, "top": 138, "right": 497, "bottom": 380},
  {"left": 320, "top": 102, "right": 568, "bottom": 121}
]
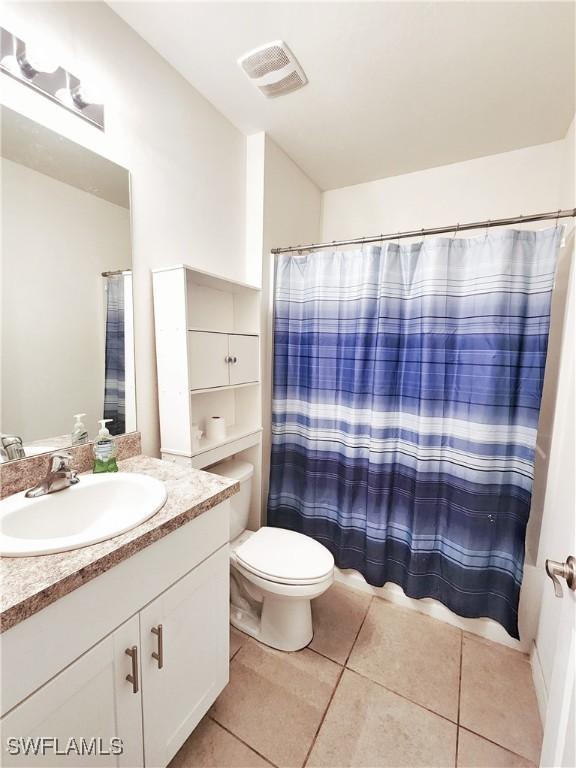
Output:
[{"left": 238, "top": 41, "right": 307, "bottom": 98}]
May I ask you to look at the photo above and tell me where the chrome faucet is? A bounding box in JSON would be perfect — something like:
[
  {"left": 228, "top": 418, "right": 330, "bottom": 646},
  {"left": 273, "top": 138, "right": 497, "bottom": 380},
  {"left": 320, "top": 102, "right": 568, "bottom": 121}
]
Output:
[
  {"left": 0, "top": 434, "right": 25, "bottom": 462},
  {"left": 25, "top": 452, "right": 80, "bottom": 498}
]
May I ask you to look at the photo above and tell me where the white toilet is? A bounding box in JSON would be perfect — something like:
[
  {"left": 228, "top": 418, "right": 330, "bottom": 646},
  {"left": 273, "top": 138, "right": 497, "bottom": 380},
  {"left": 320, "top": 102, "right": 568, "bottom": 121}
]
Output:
[{"left": 210, "top": 459, "right": 334, "bottom": 652}]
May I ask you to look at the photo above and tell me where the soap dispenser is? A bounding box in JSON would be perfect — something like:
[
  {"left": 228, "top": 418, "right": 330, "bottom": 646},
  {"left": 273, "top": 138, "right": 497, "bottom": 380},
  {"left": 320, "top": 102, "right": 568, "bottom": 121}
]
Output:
[
  {"left": 71, "top": 413, "right": 88, "bottom": 445},
  {"left": 93, "top": 419, "right": 118, "bottom": 473}
]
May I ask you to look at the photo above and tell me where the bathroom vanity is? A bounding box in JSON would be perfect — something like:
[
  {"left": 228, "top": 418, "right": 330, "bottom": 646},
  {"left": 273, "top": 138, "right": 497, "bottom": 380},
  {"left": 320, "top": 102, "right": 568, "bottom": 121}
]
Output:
[{"left": 0, "top": 456, "right": 239, "bottom": 768}]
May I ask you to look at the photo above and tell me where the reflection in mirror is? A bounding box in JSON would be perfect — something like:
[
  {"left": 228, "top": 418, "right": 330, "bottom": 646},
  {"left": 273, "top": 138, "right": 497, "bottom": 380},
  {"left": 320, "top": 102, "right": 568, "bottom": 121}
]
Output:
[{"left": 1, "top": 107, "right": 136, "bottom": 461}]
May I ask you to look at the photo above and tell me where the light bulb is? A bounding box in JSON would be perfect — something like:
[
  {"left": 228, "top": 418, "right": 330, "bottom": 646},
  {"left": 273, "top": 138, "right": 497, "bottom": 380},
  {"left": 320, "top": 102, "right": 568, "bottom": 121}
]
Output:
[
  {"left": 0, "top": 53, "right": 19, "bottom": 74},
  {"left": 55, "top": 86, "right": 74, "bottom": 107},
  {"left": 71, "top": 80, "right": 102, "bottom": 107},
  {"left": 0, "top": 34, "right": 19, "bottom": 73},
  {"left": 22, "top": 42, "right": 60, "bottom": 74}
]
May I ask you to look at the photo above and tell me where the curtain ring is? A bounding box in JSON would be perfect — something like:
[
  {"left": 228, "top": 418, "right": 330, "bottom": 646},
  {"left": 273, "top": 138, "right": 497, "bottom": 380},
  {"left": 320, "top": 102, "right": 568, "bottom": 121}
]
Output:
[
  {"left": 484, "top": 219, "right": 491, "bottom": 242},
  {"left": 555, "top": 208, "right": 562, "bottom": 228},
  {"left": 452, "top": 223, "right": 460, "bottom": 240}
]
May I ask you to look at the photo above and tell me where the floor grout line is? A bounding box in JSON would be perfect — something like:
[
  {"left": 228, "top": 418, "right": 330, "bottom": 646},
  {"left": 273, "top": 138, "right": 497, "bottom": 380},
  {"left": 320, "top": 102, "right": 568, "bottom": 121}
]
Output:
[
  {"left": 344, "top": 594, "right": 374, "bottom": 666},
  {"left": 344, "top": 666, "right": 460, "bottom": 726},
  {"left": 302, "top": 596, "right": 374, "bottom": 767},
  {"left": 454, "top": 629, "right": 464, "bottom": 767},
  {"left": 229, "top": 646, "right": 242, "bottom": 661},
  {"left": 301, "top": 591, "right": 375, "bottom": 768},
  {"left": 207, "top": 715, "right": 279, "bottom": 768},
  {"left": 457, "top": 725, "right": 538, "bottom": 765},
  {"left": 307, "top": 645, "right": 344, "bottom": 666},
  {"left": 302, "top": 664, "right": 346, "bottom": 768}
]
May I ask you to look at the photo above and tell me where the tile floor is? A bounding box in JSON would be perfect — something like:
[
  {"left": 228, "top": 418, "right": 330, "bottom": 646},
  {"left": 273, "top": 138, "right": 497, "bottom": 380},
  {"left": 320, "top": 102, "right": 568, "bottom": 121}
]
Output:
[{"left": 169, "top": 583, "right": 542, "bottom": 768}]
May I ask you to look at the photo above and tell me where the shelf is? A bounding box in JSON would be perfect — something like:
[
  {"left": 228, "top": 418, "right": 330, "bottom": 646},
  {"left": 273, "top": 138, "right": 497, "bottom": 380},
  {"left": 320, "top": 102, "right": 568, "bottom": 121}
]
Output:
[
  {"left": 187, "top": 327, "right": 259, "bottom": 337},
  {"left": 193, "top": 425, "right": 262, "bottom": 457},
  {"left": 152, "top": 264, "right": 260, "bottom": 293},
  {"left": 190, "top": 382, "right": 259, "bottom": 396}
]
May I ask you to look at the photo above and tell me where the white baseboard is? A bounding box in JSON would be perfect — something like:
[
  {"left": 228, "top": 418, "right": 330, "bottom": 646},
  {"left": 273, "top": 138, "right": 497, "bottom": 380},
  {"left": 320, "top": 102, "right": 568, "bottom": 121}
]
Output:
[
  {"left": 334, "top": 567, "right": 534, "bottom": 653},
  {"left": 530, "top": 640, "right": 548, "bottom": 725}
]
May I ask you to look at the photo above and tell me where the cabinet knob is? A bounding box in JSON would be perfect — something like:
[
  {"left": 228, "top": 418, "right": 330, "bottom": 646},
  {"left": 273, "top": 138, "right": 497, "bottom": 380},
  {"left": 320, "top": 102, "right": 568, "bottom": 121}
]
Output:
[
  {"left": 151, "top": 624, "right": 164, "bottom": 669},
  {"left": 125, "top": 646, "right": 139, "bottom": 693}
]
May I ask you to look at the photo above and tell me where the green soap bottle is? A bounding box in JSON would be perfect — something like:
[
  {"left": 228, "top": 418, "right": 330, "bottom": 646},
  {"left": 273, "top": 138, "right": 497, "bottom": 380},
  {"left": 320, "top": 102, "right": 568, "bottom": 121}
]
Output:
[{"left": 93, "top": 419, "right": 119, "bottom": 473}]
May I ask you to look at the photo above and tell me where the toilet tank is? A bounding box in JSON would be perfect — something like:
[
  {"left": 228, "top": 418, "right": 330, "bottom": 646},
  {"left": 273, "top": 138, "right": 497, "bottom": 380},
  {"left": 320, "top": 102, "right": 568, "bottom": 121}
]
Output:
[{"left": 208, "top": 459, "right": 254, "bottom": 542}]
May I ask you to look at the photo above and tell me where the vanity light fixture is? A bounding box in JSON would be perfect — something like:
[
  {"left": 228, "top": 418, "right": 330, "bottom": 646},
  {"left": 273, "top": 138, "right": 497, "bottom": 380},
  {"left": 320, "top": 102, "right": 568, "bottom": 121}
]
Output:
[{"left": 0, "top": 27, "right": 104, "bottom": 130}]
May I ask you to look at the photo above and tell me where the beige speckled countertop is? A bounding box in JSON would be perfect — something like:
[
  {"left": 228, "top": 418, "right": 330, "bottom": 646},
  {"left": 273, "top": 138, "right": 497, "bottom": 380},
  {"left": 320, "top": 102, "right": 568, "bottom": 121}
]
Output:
[{"left": 0, "top": 456, "right": 239, "bottom": 633}]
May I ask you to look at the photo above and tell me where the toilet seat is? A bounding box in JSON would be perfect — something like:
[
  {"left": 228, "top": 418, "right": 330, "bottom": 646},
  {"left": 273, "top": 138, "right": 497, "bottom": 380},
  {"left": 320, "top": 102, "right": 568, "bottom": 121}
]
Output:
[{"left": 234, "top": 527, "right": 334, "bottom": 586}]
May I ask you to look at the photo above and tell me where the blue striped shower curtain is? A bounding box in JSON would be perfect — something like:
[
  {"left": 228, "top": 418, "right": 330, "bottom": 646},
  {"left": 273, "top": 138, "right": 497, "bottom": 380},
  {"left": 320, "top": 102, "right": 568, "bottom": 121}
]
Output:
[
  {"left": 103, "top": 274, "right": 126, "bottom": 435},
  {"left": 268, "top": 228, "right": 560, "bottom": 638}
]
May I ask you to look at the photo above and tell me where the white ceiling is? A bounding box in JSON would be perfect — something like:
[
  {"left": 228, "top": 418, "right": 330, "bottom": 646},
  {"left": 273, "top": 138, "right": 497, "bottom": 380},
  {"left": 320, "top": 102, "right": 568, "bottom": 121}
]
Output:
[{"left": 111, "top": 1, "right": 575, "bottom": 190}]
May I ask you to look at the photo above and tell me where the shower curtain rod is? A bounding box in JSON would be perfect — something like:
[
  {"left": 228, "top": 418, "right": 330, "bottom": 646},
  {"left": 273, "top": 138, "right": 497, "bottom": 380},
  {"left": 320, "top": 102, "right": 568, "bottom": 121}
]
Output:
[
  {"left": 101, "top": 269, "right": 132, "bottom": 277},
  {"left": 271, "top": 207, "right": 576, "bottom": 255}
]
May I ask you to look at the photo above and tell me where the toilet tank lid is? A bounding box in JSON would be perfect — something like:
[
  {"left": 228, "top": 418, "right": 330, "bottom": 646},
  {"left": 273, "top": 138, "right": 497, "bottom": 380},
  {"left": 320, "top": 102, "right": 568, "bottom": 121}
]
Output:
[{"left": 209, "top": 459, "right": 254, "bottom": 483}]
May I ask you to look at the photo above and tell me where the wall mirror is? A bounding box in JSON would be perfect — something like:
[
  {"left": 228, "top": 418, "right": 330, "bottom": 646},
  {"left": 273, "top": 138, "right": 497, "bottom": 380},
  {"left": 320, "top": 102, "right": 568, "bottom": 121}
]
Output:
[{"left": 1, "top": 106, "right": 136, "bottom": 462}]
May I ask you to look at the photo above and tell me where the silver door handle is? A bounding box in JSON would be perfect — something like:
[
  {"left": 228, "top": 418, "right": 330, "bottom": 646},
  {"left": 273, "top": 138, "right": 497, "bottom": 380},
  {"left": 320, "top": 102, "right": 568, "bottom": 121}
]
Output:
[
  {"left": 151, "top": 624, "right": 164, "bottom": 669},
  {"left": 545, "top": 556, "right": 576, "bottom": 598},
  {"left": 125, "top": 645, "right": 139, "bottom": 693}
]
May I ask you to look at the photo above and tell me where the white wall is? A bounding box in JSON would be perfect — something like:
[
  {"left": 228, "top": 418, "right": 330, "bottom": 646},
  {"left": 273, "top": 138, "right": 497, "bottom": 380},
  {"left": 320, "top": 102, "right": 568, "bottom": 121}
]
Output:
[
  {"left": 0, "top": 1, "right": 247, "bottom": 456},
  {"left": 321, "top": 140, "right": 565, "bottom": 239},
  {"left": 1, "top": 158, "right": 130, "bottom": 443},
  {"left": 322, "top": 134, "right": 574, "bottom": 651},
  {"left": 255, "top": 135, "right": 322, "bottom": 519}
]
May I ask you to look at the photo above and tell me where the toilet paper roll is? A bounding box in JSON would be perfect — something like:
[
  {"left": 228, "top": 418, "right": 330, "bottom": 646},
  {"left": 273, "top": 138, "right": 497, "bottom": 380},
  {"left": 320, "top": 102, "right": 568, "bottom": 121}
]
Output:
[{"left": 206, "top": 416, "right": 226, "bottom": 442}]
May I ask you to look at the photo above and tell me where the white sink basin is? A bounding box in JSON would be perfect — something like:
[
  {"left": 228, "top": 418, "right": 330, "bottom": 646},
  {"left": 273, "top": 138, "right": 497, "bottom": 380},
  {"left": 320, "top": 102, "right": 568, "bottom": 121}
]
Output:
[{"left": 0, "top": 473, "right": 167, "bottom": 557}]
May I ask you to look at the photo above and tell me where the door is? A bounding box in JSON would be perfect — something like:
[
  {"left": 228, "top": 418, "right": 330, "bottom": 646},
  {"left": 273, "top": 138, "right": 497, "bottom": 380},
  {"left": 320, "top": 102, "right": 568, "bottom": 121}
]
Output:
[
  {"left": 541, "top": 563, "right": 575, "bottom": 768},
  {"left": 538, "top": 267, "right": 575, "bottom": 768},
  {"left": 0, "top": 616, "right": 143, "bottom": 767},
  {"left": 228, "top": 334, "right": 259, "bottom": 385},
  {"left": 140, "top": 545, "right": 229, "bottom": 768},
  {"left": 188, "top": 332, "right": 229, "bottom": 389}
]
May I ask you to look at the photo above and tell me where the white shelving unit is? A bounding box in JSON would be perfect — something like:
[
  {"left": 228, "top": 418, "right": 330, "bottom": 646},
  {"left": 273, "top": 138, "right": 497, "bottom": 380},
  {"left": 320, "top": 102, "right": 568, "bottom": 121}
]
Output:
[{"left": 152, "top": 264, "right": 262, "bottom": 526}]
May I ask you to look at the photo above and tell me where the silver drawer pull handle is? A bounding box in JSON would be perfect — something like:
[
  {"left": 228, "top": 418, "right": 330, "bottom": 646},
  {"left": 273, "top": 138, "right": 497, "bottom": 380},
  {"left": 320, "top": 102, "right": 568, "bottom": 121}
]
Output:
[
  {"left": 151, "top": 624, "right": 164, "bottom": 669},
  {"left": 125, "top": 646, "right": 139, "bottom": 693}
]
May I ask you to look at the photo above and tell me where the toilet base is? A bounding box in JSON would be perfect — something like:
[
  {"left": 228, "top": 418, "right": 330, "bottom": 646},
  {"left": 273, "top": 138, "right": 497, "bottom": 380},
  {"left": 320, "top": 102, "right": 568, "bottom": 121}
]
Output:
[
  {"left": 229, "top": 535, "right": 334, "bottom": 653},
  {"left": 231, "top": 593, "right": 313, "bottom": 652}
]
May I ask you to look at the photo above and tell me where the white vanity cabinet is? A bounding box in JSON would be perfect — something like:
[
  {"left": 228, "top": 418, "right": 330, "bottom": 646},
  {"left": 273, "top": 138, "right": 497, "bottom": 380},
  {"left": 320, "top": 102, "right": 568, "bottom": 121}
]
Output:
[
  {"left": 140, "top": 546, "right": 229, "bottom": 767},
  {"left": 1, "top": 615, "right": 143, "bottom": 768},
  {"left": 1, "top": 502, "right": 230, "bottom": 768},
  {"left": 227, "top": 334, "right": 259, "bottom": 386},
  {"left": 187, "top": 331, "right": 259, "bottom": 390}
]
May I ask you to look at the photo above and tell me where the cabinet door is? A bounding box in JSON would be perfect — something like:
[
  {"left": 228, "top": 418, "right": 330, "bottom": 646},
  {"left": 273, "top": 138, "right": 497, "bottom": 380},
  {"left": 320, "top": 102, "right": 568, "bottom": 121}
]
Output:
[
  {"left": 228, "top": 335, "right": 259, "bottom": 385},
  {"left": 188, "top": 332, "right": 230, "bottom": 390},
  {"left": 140, "top": 545, "right": 229, "bottom": 768},
  {"left": 1, "top": 616, "right": 143, "bottom": 768}
]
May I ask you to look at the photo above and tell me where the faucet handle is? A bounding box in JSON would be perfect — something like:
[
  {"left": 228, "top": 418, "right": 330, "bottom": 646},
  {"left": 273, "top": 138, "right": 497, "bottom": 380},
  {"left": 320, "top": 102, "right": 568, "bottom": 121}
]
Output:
[{"left": 50, "top": 451, "right": 73, "bottom": 472}]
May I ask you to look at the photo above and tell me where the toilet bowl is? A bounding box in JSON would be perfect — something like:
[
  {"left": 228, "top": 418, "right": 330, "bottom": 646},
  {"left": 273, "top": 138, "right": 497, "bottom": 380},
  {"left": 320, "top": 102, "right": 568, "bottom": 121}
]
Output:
[{"left": 209, "top": 459, "right": 334, "bottom": 652}]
